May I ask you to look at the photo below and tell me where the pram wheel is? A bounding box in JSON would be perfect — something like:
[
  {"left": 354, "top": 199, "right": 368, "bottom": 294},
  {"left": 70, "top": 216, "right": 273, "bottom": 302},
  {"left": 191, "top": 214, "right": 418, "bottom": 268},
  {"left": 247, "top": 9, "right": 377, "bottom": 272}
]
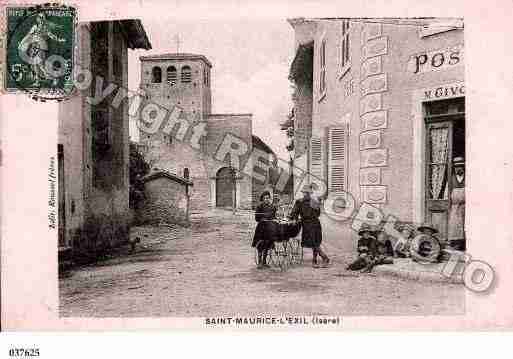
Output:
[
  {"left": 289, "top": 238, "right": 303, "bottom": 265},
  {"left": 268, "top": 241, "right": 290, "bottom": 271}
]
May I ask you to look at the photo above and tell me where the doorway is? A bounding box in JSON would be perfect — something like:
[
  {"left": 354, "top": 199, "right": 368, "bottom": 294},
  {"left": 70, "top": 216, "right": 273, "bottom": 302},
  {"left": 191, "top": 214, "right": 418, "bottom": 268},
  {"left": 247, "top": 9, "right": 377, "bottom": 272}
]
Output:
[
  {"left": 216, "top": 167, "right": 234, "bottom": 208},
  {"left": 424, "top": 97, "right": 465, "bottom": 243}
]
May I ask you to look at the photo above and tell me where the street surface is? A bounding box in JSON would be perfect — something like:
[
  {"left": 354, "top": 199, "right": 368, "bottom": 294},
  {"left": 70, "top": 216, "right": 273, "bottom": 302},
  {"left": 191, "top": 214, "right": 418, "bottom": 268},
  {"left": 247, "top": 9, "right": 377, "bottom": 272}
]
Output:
[{"left": 59, "top": 209, "right": 465, "bottom": 317}]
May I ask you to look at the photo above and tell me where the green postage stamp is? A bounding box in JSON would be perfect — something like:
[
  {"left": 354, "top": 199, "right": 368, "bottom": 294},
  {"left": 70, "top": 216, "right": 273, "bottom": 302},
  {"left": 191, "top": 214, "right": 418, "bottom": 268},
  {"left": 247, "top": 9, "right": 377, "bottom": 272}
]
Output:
[{"left": 2, "top": 3, "right": 77, "bottom": 100}]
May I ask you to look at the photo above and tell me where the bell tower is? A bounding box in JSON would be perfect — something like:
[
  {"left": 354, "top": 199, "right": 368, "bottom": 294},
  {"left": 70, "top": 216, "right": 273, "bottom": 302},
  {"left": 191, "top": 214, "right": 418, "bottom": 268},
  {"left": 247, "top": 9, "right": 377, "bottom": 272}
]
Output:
[{"left": 139, "top": 53, "right": 212, "bottom": 122}]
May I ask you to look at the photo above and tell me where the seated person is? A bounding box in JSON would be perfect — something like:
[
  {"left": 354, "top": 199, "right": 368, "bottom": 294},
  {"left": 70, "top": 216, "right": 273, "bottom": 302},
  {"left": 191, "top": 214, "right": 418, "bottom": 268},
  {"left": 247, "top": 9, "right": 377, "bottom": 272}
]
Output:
[
  {"left": 346, "top": 225, "right": 377, "bottom": 271},
  {"left": 251, "top": 191, "right": 277, "bottom": 269},
  {"left": 394, "top": 224, "right": 415, "bottom": 258},
  {"left": 361, "top": 231, "right": 394, "bottom": 273},
  {"left": 377, "top": 231, "right": 394, "bottom": 257}
]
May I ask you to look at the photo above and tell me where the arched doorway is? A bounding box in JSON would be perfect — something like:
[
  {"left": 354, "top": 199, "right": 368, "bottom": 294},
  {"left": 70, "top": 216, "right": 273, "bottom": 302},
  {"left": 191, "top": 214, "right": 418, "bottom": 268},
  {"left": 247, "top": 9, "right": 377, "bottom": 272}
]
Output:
[{"left": 216, "top": 167, "right": 234, "bottom": 207}]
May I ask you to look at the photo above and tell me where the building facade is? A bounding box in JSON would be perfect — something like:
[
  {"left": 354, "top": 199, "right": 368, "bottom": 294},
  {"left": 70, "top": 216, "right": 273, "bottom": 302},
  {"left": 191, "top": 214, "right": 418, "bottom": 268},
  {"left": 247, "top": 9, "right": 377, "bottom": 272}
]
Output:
[
  {"left": 252, "top": 135, "right": 277, "bottom": 208},
  {"left": 288, "top": 18, "right": 465, "bottom": 251},
  {"left": 58, "top": 20, "right": 151, "bottom": 260},
  {"left": 138, "top": 53, "right": 275, "bottom": 210},
  {"left": 136, "top": 170, "right": 193, "bottom": 226}
]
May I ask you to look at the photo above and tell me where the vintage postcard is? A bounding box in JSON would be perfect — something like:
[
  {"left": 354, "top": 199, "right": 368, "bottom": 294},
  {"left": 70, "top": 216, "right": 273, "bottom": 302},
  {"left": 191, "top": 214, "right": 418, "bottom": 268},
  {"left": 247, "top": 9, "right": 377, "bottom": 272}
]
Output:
[{"left": 1, "top": 0, "right": 513, "bottom": 334}]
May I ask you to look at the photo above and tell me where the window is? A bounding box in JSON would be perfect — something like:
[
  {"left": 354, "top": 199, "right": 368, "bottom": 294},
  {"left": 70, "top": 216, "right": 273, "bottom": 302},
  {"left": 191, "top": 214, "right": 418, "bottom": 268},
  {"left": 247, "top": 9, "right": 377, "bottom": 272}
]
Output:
[
  {"left": 166, "top": 66, "right": 177, "bottom": 85},
  {"left": 309, "top": 137, "right": 324, "bottom": 190},
  {"left": 203, "top": 67, "right": 207, "bottom": 85},
  {"left": 183, "top": 167, "right": 190, "bottom": 179},
  {"left": 152, "top": 67, "right": 162, "bottom": 83},
  {"left": 181, "top": 65, "right": 192, "bottom": 83},
  {"left": 327, "top": 125, "right": 348, "bottom": 193},
  {"left": 319, "top": 39, "right": 327, "bottom": 99},
  {"left": 338, "top": 20, "right": 351, "bottom": 78}
]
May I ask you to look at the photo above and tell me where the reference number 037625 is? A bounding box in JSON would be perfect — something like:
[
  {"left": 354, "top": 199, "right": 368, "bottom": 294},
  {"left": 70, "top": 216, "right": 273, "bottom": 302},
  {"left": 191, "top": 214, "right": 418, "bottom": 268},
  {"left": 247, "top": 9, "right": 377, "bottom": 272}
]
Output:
[{"left": 8, "top": 348, "right": 40, "bottom": 357}]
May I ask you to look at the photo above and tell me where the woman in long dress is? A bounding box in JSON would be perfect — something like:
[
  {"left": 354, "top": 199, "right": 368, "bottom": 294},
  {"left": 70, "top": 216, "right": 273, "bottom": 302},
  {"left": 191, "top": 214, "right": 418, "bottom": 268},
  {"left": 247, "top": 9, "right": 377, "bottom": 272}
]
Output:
[
  {"left": 289, "top": 184, "right": 330, "bottom": 268},
  {"left": 448, "top": 157, "right": 465, "bottom": 250},
  {"left": 251, "top": 191, "right": 277, "bottom": 269}
]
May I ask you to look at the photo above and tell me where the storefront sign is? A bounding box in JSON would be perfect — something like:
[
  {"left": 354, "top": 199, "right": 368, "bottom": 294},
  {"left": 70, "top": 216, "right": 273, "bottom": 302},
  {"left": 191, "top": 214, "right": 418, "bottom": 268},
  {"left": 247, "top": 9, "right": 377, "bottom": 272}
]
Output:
[
  {"left": 423, "top": 83, "right": 465, "bottom": 100},
  {"left": 409, "top": 45, "right": 464, "bottom": 74}
]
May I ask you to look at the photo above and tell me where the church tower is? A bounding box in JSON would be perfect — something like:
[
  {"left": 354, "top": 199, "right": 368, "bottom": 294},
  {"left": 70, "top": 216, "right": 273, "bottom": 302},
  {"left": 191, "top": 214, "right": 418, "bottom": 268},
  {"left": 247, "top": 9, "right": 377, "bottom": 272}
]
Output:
[
  {"left": 139, "top": 53, "right": 212, "bottom": 121},
  {"left": 138, "top": 54, "right": 213, "bottom": 210},
  {"left": 137, "top": 52, "right": 261, "bottom": 211}
]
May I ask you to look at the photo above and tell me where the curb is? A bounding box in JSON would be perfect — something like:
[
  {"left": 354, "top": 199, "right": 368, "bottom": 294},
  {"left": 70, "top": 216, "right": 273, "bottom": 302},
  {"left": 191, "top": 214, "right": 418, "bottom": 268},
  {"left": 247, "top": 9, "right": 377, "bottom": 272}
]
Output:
[{"left": 372, "top": 265, "right": 464, "bottom": 284}]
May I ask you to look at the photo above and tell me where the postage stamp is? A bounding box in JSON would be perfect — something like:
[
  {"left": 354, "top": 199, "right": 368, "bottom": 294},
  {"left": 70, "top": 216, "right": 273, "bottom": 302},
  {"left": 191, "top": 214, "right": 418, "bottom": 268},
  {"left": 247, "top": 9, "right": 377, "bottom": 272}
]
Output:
[{"left": 2, "top": 3, "right": 76, "bottom": 100}]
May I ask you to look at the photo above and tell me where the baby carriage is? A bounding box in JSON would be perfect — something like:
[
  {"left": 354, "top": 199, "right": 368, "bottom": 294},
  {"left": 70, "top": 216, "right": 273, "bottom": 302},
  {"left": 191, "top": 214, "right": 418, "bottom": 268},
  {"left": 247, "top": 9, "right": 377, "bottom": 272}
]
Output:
[{"left": 253, "top": 203, "right": 303, "bottom": 271}]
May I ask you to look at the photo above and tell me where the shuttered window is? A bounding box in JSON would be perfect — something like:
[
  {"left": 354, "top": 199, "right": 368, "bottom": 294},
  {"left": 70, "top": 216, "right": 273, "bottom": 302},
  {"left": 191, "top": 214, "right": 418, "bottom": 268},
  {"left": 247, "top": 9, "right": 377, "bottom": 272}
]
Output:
[
  {"left": 327, "top": 125, "right": 348, "bottom": 192},
  {"left": 167, "top": 66, "right": 177, "bottom": 85},
  {"left": 309, "top": 137, "right": 323, "bottom": 182},
  {"left": 181, "top": 65, "right": 192, "bottom": 83}
]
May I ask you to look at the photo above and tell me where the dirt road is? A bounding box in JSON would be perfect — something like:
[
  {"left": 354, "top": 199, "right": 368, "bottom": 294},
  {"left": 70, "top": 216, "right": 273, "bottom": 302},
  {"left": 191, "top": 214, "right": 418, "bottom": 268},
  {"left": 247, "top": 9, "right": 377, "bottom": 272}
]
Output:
[{"left": 59, "top": 209, "right": 464, "bottom": 317}]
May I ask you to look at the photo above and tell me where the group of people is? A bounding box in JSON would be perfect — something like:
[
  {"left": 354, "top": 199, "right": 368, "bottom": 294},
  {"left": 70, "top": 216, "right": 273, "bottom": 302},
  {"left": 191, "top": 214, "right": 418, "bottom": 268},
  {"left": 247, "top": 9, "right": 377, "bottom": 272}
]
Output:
[
  {"left": 346, "top": 224, "right": 394, "bottom": 273},
  {"left": 346, "top": 221, "right": 443, "bottom": 272},
  {"left": 251, "top": 184, "right": 330, "bottom": 269},
  {"left": 251, "top": 183, "right": 446, "bottom": 272}
]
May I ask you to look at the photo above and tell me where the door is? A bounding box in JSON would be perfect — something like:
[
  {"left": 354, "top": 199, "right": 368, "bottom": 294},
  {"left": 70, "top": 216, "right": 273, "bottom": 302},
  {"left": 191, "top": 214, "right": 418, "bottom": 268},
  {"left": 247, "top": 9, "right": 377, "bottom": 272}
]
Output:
[
  {"left": 425, "top": 121, "right": 453, "bottom": 239},
  {"left": 216, "top": 167, "right": 234, "bottom": 207}
]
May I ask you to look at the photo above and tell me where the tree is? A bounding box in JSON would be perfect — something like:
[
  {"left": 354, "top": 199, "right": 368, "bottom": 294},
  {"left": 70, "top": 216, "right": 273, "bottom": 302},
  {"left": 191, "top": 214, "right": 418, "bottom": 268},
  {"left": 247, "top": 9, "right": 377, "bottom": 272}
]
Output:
[{"left": 129, "top": 141, "right": 150, "bottom": 209}]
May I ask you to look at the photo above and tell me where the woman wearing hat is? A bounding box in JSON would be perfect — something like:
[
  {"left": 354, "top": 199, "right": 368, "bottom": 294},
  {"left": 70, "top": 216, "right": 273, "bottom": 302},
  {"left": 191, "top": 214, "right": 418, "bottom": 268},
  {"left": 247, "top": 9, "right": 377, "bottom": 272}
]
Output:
[
  {"left": 289, "top": 184, "right": 330, "bottom": 268},
  {"left": 448, "top": 156, "right": 465, "bottom": 250},
  {"left": 252, "top": 190, "right": 278, "bottom": 269}
]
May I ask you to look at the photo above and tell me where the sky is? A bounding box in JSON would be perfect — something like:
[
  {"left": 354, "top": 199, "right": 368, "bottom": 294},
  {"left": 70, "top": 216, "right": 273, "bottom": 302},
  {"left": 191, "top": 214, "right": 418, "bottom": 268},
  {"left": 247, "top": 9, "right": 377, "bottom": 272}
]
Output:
[{"left": 128, "top": 18, "right": 295, "bottom": 160}]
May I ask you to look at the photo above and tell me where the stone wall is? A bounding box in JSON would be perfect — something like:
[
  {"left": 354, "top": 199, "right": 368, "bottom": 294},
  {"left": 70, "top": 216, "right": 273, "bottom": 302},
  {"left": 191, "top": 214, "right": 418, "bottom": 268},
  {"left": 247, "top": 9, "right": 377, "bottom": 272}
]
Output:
[{"left": 137, "top": 177, "right": 190, "bottom": 226}]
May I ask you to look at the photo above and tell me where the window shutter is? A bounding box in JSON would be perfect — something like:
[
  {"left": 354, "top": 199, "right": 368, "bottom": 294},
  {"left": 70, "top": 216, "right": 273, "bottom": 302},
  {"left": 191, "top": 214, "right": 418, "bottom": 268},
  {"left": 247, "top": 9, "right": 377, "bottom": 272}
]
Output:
[
  {"left": 309, "top": 137, "right": 323, "bottom": 183},
  {"left": 328, "top": 125, "right": 348, "bottom": 192}
]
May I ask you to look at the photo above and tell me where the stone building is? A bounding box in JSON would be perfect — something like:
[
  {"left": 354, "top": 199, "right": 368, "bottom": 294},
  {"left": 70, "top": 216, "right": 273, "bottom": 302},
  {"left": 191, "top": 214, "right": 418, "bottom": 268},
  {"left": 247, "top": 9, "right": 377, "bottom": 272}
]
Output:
[
  {"left": 288, "top": 18, "right": 465, "bottom": 251},
  {"left": 58, "top": 20, "right": 151, "bottom": 260},
  {"left": 138, "top": 53, "right": 275, "bottom": 210},
  {"left": 136, "top": 170, "right": 193, "bottom": 226}
]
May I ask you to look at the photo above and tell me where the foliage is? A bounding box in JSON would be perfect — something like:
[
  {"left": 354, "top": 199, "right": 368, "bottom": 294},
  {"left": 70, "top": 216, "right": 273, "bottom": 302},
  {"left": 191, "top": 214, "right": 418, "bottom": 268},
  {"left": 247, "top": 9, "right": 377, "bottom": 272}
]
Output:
[
  {"left": 129, "top": 141, "right": 150, "bottom": 209},
  {"left": 288, "top": 42, "right": 313, "bottom": 91}
]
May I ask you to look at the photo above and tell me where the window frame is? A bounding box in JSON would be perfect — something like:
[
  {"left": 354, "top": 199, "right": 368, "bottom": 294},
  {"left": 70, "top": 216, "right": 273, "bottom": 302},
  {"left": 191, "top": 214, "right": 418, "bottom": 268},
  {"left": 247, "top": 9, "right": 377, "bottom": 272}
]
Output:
[
  {"left": 326, "top": 122, "right": 349, "bottom": 194},
  {"left": 338, "top": 19, "right": 351, "bottom": 80},
  {"left": 151, "top": 66, "right": 162, "bottom": 83},
  {"left": 166, "top": 65, "right": 177, "bottom": 85},
  {"left": 181, "top": 65, "right": 192, "bottom": 83},
  {"left": 318, "top": 35, "right": 327, "bottom": 102}
]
